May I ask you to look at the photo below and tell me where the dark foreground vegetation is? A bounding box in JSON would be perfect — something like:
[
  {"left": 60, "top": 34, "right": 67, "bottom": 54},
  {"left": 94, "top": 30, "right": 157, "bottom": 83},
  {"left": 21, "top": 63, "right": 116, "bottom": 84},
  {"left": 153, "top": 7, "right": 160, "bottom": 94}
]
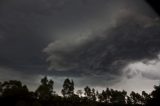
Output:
[{"left": 0, "top": 76, "right": 160, "bottom": 106}]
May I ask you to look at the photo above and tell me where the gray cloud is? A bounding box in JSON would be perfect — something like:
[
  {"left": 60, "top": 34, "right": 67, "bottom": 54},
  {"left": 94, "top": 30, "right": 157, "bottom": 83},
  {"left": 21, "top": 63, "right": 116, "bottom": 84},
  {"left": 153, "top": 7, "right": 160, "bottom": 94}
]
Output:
[
  {"left": 0, "top": 0, "right": 117, "bottom": 73},
  {"left": 44, "top": 13, "right": 160, "bottom": 83},
  {"left": 124, "top": 58, "right": 160, "bottom": 80},
  {"left": 0, "top": 0, "right": 58, "bottom": 73}
]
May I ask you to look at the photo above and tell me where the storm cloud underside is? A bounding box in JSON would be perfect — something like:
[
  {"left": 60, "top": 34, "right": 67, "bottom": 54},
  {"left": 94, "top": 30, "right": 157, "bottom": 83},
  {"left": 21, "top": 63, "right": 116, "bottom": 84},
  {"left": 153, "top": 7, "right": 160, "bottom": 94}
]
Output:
[{"left": 44, "top": 0, "right": 160, "bottom": 82}]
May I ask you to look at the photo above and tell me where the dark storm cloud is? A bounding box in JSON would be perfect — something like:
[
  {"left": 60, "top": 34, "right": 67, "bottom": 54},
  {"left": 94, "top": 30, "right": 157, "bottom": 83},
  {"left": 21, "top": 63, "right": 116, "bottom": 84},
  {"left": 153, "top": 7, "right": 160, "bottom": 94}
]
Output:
[
  {"left": 0, "top": 0, "right": 75, "bottom": 74},
  {"left": 45, "top": 14, "right": 160, "bottom": 82},
  {"left": 0, "top": 0, "right": 128, "bottom": 74},
  {"left": 0, "top": 0, "right": 121, "bottom": 76},
  {"left": 0, "top": 0, "right": 54, "bottom": 74}
]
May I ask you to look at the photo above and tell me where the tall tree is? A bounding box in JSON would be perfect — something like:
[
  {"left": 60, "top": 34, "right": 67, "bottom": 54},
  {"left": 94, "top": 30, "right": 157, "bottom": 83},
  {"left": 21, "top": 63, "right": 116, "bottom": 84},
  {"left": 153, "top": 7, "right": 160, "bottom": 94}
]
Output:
[
  {"left": 110, "top": 89, "right": 127, "bottom": 104},
  {"left": 61, "top": 78, "right": 74, "bottom": 97},
  {"left": 98, "top": 90, "right": 106, "bottom": 103},
  {"left": 100, "top": 88, "right": 112, "bottom": 103},
  {"left": 0, "top": 82, "right": 2, "bottom": 95},
  {"left": 76, "top": 90, "right": 83, "bottom": 97},
  {"left": 1, "top": 80, "right": 29, "bottom": 97},
  {"left": 130, "top": 91, "right": 143, "bottom": 105},
  {"left": 147, "top": 84, "right": 160, "bottom": 105},
  {"left": 126, "top": 96, "right": 132, "bottom": 105},
  {"left": 91, "top": 88, "right": 96, "bottom": 101},
  {"left": 84, "top": 86, "right": 92, "bottom": 100},
  {"left": 35, "top": 76, "right": 54, "bottom": 100},
  {"left": 141, "top": 91, "right": 150, "bottom": 104}
]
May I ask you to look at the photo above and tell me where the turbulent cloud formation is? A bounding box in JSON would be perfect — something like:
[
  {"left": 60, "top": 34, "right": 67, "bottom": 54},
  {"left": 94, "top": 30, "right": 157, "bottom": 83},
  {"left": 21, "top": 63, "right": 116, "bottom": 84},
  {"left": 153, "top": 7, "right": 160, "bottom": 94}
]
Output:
[
  {"left": 44, "top": 9, "right": 160, "bottom": 84},
  {"left": 124, "top": 56, "right": 160, "bottom": 80}
]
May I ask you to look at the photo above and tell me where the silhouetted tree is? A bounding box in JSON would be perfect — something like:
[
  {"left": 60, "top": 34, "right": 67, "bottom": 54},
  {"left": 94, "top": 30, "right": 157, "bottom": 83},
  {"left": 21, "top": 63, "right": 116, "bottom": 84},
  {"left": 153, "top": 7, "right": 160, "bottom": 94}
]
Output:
[
  {"left": 110, "top": 89, "right": 127, "bottom": 104},
  {"left": 105, "top": 88, "right": 111, "bottom": 103},
  {"left": 151, "top": 85, "right": 160, "bottom": 99},
  {"left": 95, "top": 91, "right": 99, "bottom": 101},
  {"left": 98, "top": 90, "right": 106, "bottom": 103},
  {"left": 1, "top": 77, "right": 160, "bottom": 106},
  {"left": 76, "top": 90, "right": 83, "bottom": 97},
  {"left": 130, "top": 91, "right": 143, "bottom": 105},
  {"left": 91, "top": 88, "right": 96, "bottom": 101},
  {"left": 0, "top": 82, "right": 2, "bottom": 96},
  {"left": 127, "top": 96, "right": 132, "bottom": 105},
  {"left": 141, "top": 91, "right": 150, "bottom": 104},
  {"left": 35, "top": 76, "right": 54, "bottom": 100},
  {"left": 146, "top": 84, "right": 160, "bottom": 105},
  {"left": 61, "top": 78, "right": 74, "bottom": 97},
  {"left": 1, "top": 80, "right": 28, "bottom": 98},
  {"left": 84, "top": 86, "right": 92, "bottom": 100},
  {"left": 100, "top": 88, "right": 111, "bottom": 103},
  {"left": 0, "top": 80, "right": 29, "bottom": 106}
]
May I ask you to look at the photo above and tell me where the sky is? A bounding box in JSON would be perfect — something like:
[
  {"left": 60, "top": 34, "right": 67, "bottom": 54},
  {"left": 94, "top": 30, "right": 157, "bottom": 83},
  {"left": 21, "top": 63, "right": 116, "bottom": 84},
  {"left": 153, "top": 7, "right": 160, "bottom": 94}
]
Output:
[{"left": 0, "top": 0, "right": 160, "bottom": 94}]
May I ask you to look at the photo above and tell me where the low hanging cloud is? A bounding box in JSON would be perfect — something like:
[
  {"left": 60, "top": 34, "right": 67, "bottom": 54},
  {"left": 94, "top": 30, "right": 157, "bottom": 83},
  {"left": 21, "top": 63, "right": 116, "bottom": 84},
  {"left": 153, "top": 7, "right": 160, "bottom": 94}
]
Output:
[
  {"left": 44, "top": 13, "right": 160, "bottom": 84},
  {"left": 124, "top": 56, "right": 160, "bottom": 80}
]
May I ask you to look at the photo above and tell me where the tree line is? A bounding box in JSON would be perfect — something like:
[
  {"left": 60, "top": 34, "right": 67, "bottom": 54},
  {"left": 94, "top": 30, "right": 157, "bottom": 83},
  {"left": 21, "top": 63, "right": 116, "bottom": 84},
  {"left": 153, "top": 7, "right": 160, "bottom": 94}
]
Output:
[{"left": 0, "top": 76, "right": 160, "bottom": 106}]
